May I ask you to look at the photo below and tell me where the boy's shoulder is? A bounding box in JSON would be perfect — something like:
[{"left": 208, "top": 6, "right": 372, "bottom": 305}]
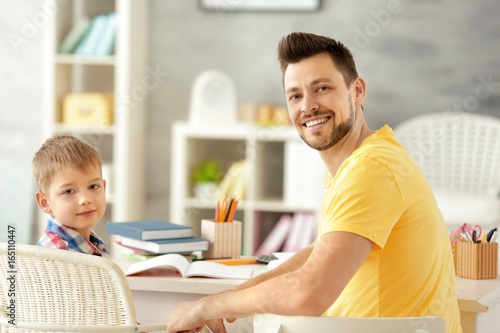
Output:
[
  {"left": 37, "top": 225, "right": 109, "bottom": 257},
  {"left": 37, "top": 229, "right": 70, "bottom": 251}
]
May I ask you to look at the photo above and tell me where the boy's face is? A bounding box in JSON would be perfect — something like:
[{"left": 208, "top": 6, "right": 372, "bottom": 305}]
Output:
[{"left": 36, "top": 165, "right": 106, "bottom": 239}]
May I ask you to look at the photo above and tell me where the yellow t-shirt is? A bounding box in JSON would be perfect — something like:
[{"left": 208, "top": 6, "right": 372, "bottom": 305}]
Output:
[{"left": 320, "top": 125, "right": 462, "bottom": 333}]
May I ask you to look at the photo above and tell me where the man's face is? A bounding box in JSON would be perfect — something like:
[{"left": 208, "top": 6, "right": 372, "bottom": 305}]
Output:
[{"left": 284, "top": 53, "right": 356, "bottom": 151}]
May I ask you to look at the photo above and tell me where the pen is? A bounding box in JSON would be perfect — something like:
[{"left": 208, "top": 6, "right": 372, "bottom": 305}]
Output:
[
  {"left": 462, "top": 230, "right": 473, "bottom": 243},
  {"left": 215, "top": 201, "right": 220, "bottom": 222},
  {"left": 487, "top": 228, "right": 497, "bottom": 242},
  {"left": 227, "top": 199, "right": 238, "bottom": 222},
  {"left": 490, "top": 230, "right": 498, "bottom": 243},
  {"left": 224, "top": 198, "right": 234, "bottom": 222},
  {"left": 206, "top": 257, "right": 258, "bottom": 265},
  {"left": 482, "top": 232, "right": 487, "bottom": 244},
  {"left": 219, "top": 198, "right": 227, "bottom": 223},
  {"left": 472, "top": 230, "right": 477, "bottom": 243}
]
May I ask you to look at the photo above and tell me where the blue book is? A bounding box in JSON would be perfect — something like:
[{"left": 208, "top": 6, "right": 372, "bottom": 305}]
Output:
[
  {"left": 93, "top": 12, "right": 116, "bottom": 56},
  {"left": 75, "top": 14, "right": 107, "bottom": 56},
  {"left": 107, "top": 220, "right": 192, "bottom": 240},
  {"left": 120, "top": 236, "right": 209, "bottom": 254}
]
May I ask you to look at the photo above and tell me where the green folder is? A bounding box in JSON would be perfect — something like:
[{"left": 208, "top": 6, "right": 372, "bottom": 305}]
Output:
[{"left": 59, "top": 17, "right": 91, "bottom": 54}]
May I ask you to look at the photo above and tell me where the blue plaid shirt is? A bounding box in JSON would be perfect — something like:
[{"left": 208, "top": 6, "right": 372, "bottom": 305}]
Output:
[{"left": 37, "top": 216, "right": 110, "bottom": 258}]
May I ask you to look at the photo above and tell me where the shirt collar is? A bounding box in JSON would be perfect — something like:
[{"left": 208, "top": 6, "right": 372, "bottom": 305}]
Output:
[{"left": 46, "top": 216, "right": 108, "bottom": 256}]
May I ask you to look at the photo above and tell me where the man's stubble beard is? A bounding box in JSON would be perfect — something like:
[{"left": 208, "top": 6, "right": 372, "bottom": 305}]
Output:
[{"left": 300, "top": 99, "right": 355, "bottom": 151}]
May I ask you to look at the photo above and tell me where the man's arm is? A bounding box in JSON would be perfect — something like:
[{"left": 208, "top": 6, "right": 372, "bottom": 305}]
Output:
[
  {"left": 232, "top": 243, "right": 314, "bottom": 291},
  {"left": 166, "top": 231, "right": 373, "bottom": 333}
]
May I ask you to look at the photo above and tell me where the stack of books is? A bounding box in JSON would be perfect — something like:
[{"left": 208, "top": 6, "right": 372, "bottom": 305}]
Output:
[
  {"left": 107, "top": 220, "right": 209, "bottom": 259},
  {"left": 59, "top": 12, "right": 117, "bottom": 56}
]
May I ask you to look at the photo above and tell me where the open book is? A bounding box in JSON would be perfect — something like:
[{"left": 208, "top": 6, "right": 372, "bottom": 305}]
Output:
[{"left": 125, "top": 253, "right": 254, "bottom": 279}]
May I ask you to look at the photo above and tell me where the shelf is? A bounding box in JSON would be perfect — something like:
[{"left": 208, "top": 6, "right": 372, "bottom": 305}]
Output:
[
  {"left": 184, "top": 198, "right": 247, "bottom": 210},
  {"left": 42, "top": 0, "right": 149, "bottom": 256},
  {"left": 53, "top": 123, "right": 115, "bottom": 135},
  {"left": 253, "top": 199, "right": 319, "bottom": 213},
  {"left": 175, "top": 122, "right": 300, "bottom": 142},
  {"left": 183, "top": 197, "right": 317, "bottom": 213},
  {"left": 55, "top": 54, "right": 116, "bottom": 66},
  {"left": 171, "top": 121, "right": 324, "bottom": 255}
]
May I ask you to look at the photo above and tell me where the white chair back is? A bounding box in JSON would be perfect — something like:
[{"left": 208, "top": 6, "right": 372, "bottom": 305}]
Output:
[
  {"left": 394, "top": 112, "right": 500, "bottom": 228},
  {"left": 394, "top": 112, "right": 500, "bottom": 196},
  {"left": 253, "top": 314, "right": 446, "bottom": 333},
  {"left": 0, "top": 243, "right": 167, "bottom": 332}
]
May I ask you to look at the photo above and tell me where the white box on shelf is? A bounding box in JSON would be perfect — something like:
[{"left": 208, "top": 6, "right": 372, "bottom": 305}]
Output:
[{"left": 283, "top": 141, "right": 326, "bottom": 208}]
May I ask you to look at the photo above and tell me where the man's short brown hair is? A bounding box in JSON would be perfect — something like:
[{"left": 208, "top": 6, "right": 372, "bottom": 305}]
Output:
[
  {"left": 33, "top": 135, "right": 102, "bottom": 193},
  {"left": 278, "top": 32, "right": 359, "bottom": 87}
]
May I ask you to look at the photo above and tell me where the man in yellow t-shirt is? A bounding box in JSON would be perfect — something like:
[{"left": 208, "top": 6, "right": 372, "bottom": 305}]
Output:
[
  {"left": 320, "top": 125, "right": 461, "bottom": 329},
  {"left": 167, "top": 32, "right": 462, "bottom": 333}
]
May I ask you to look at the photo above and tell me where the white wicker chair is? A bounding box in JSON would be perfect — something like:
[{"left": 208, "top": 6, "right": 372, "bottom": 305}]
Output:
[
  {"left": 253, "top": 314, "right": 446, "bottom": 333},
  {"left": 394, "top": 112, "right": 500, "bottom": 229},
  {"left": 0, "top": 243, "right": 167, "bottom": 332}
]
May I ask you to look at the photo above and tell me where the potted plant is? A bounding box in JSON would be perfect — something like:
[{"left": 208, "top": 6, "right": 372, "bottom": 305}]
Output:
[{"left": 191, "top": 160, "right": 222, "bottom": 201}]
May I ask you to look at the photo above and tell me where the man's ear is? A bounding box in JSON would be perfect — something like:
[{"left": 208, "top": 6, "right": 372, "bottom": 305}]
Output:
[
  {"left": 352, "top": 77, "right": 366, "bottom": 107},
  {"left": 35, "top": 192, "right": 52, "bottom": 214}
]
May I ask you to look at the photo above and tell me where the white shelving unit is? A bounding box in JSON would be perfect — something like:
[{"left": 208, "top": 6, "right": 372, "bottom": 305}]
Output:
[
  {"left": 170, "top": 122, "right": 325, "bottom": 255},
  {"left": 41, "top": 0, "right": 148, "bottom": 247}
]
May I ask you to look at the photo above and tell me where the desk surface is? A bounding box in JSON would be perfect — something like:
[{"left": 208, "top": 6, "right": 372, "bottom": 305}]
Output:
[
  {"left": 116, "top": 246, "right": 500, "bottom": 314},
  {"left": 456, "top": 276, "right": 500, "bottom": 312},
  {"left": 127, "top": 264, "right": 266, "bottom": 295},
  {"left": 126, "top": 265, "right": 500, "bottom": 314}
]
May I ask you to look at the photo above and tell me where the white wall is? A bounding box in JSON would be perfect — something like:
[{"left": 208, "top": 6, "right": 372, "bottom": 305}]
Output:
[
  {"left": 0, "top": 1, "right": 44, "bottom": 243},
  {"left": 1, "top": 0, "right": 500, "bottom": 243}
]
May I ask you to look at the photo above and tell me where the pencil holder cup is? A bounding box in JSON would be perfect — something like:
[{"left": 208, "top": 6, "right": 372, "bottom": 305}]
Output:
[
  {"left": 455, "top": 242, "right": 498, "bottom": 279},
  {"left": 201, "top": 219, "right": 242, "bottom": 259}
]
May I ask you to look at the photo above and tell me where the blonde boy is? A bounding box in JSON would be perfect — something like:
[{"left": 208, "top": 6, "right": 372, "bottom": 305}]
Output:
[{"left": 33, "top": 135, "right": 109, "bottom": 257}]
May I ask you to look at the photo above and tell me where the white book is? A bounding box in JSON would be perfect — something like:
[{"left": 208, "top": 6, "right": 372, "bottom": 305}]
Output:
[
  {"left": 283, "top": 141, "right": 326, "bottom": 208},
  {"left": 283, "top": 213, "right": 307, "bottom": 252},
  {"left": 296, "top": 213, "right": 316, "bottom": 250},
  {"left": 125, "top": 253, "right": 254, "bottom": 279},
  {"left": 267, "top": 252, "right": 296, "bottom": 270}
]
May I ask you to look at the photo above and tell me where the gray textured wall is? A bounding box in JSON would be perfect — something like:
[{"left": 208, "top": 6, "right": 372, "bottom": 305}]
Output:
[
  {"left": 1, "top": 0, "right": 499, "bottom": 239},
  {"left": 146, "top": 0, "right": 500, "bottom": 219}
]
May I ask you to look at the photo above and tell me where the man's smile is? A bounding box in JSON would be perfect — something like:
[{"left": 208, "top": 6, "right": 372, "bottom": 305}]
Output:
[{"left": 303, "top": 116, "right": 331, "bottom": 128}]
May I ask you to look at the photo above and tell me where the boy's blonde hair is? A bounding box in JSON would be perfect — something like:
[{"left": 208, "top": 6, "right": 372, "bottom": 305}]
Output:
[{"left": 33, "top": 135, "right": 102, "bottom": 193}]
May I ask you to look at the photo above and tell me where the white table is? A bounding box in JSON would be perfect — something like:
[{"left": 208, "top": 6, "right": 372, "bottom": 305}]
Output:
[
  {"left": 118, "top": 249, "right": 500, "bottom": 333},
  {"left": 127, "top": 265, "right": 264, "bottom": 332},
  {"left": 456, "top": 276, "right": 500, "bottom": 333}
]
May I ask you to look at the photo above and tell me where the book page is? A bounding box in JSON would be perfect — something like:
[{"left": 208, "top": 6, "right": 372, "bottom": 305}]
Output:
[
  {"left": 267, "top": 252, "right": 296, "bottom": 270},
  {"left": 125, "top": 253, "right": 190, "bottom": 276},
  {"left": 185, "top": 261, "right": 253, "bottom": 279}
]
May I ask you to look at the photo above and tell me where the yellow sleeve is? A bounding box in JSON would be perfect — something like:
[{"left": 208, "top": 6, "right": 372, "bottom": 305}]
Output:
[{"left": 321, "top": 155, "right": 405, "bottom": 250}]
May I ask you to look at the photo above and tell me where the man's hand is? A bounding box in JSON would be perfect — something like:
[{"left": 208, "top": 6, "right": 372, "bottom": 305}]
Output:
[
  {"left": 205, "top": 318, "right": 236, "bottom": 333},
  {"left": 166, "top": 298, "right": 236, "bottom": 333},
  {"left": 167, "top": 301, "right": 206, "bottom": 333}
]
